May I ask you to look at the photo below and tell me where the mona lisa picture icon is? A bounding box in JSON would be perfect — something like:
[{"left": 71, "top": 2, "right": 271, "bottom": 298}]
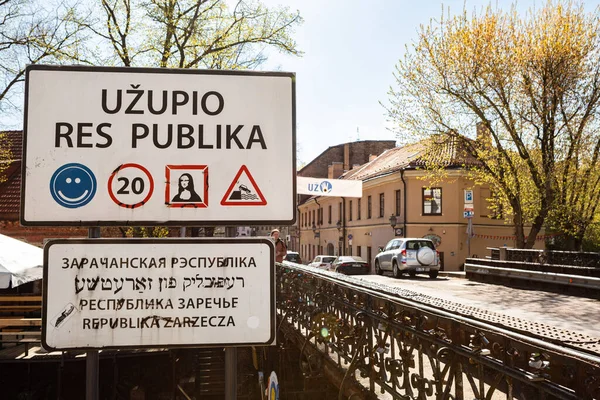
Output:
[{"left": 165, "top": 165, "right": 209, "bottom": 208}]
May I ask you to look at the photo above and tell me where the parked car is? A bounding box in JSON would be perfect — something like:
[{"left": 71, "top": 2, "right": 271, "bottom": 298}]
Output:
[
  {"left": 308, "top": 255, "right": 337, "bottom": 270},
  {"left": 332, "top": 256, "right": 370, "bottom": 275},
  {"left": 374, "top": 238, "right": 440, "bottom": 279},
  {"left": 284, "top": 251, "right": 302, "bottom": 264}
]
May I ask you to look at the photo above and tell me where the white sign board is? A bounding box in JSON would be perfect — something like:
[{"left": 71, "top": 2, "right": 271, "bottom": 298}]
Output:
[
  {"left": 297, "top": 177, "right": 362, "bottom": 197},
  {"left": 42, "top": 238, "right": 275, "bottom": 350},
  {"left": 464, "top": 205, "right": 474, "bottom": 218},
  {"left": 22, "top": 65, "right": 295, "bottom": 226},
  {"left": 464, "top": 189, "right": 474, "bottom": 204}
]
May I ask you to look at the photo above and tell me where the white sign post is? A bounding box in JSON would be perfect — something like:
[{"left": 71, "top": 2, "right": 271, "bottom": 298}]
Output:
[
  {"left": 297, "top": 177, "right": 362, "bottom": 197},
  {"left": 43, "top": 238, "right": 275, "bottom": 350},
  {"left": 22, "top": 65, "right": 296, "bottom": 226},
  {"left": 464, "top": 189, "right": 474, "bottom": 204}
]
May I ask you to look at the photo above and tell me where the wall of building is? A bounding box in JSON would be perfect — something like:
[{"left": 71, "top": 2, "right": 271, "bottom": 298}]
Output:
[
  {"left": 298, "top": 140, "right": 396, "bottom": 178},
  {"left": 299, "top": 170, "right": 545, "bottom": 271}
]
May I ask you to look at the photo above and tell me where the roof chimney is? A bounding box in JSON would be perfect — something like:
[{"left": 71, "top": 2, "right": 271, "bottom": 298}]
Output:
[
  {"left": 328, "top": 162, "right": 344, "bottom": 179},
  {"left": 343, "top": 143, "right": 350, "bottom": 171}
]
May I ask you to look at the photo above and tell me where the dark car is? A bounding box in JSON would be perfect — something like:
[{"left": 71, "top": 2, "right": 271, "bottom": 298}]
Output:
[
  {"left": 332, "top": 256, "right": 370, "bottom": 275},
  {"left": 284, "top": 251, "right": 302, "bottom": 264}
]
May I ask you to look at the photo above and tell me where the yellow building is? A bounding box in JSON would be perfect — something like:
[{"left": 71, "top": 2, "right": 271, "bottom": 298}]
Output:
[{"left": 298, "top": 142, "right": 544, "bottom": 271}]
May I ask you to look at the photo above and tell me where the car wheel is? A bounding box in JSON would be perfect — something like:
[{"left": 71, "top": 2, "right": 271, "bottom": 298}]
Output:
[
  {"left": 375, "top": 260, "right": 383, "bottom": 275},
  {"left": 392, "top": 261, "right": 401, "bottom": 278},
  {"left": 429, "top": 270, "right": 439, "bottom": 279},
  {"left": 408, "top": 270, "right": 416, "bottom": 278}
]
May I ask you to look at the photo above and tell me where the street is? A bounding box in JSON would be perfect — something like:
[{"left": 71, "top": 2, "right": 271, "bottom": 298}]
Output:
[{"left": 354, "top": 273, "right": 600, "bottom": 346}]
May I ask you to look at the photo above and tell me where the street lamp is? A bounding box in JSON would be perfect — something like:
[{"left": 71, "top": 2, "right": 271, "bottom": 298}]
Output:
[
  {"left": 336, "top": 220, "right": 343, "bottom": 256},
  {"left": 312, "top": 223, "right": 320, "bottom": 238},
  {"left": 389, "top": 215, "right": 397, "bottom": 230}
]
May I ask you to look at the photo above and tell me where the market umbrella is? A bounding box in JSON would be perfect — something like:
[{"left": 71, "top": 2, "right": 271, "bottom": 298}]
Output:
[{"left": 0, "top": 234, "right": 43, "bottom": 288}]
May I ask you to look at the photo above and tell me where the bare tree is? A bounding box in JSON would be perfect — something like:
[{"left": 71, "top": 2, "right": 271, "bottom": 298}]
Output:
[
  {"left": 86, "top": 0, "right": 302, "bottom": 68},
  {"left": 0, "top": 0, "right": 88, "bottom": 110}
]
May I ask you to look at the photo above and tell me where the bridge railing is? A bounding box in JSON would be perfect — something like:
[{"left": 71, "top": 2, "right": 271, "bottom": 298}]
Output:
[
  {"left": 276, "top": 262, "right": 600, "bottom": 400},
  {"left": 488, "top": 247, "right": 600, "bottom": 268}
]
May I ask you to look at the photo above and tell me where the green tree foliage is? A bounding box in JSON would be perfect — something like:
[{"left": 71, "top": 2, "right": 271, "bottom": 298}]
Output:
[
  {"left": 0, "top": 131, "right": 11, "bottom": 182},
  {"left": 126, "top": 226, "right": 170, "bottom": 238},
  {"left": 385, "top": 1, "right": 600, "bottom": 249},
  {"left": 81, "top": 0, "right": 302, "bottom": 68}
]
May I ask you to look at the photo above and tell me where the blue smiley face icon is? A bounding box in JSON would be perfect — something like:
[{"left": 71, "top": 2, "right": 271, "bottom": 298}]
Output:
[{"left": 49, "top": 163, "right": 97, "bottom": 208}]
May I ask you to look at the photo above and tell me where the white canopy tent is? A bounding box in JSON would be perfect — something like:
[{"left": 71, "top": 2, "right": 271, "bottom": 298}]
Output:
[{"left": 0, "top": 233, "right": 43, "bottom": 288}]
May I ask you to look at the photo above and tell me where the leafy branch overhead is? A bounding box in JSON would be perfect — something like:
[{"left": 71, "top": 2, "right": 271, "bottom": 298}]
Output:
[
  {"left": 385, "top": 0, "right": 600, "bottom": 249},
  {"left": 90, "top": 0, "right": 303, "bottom": 69}
]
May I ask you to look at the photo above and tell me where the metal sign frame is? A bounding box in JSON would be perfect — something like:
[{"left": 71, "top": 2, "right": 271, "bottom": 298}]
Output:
[
  {"left": 21, "top": 64, "right": 296, "bottom": 227},
  {"left": 42, "top": 237, "right": 276, "bottom": 351}
]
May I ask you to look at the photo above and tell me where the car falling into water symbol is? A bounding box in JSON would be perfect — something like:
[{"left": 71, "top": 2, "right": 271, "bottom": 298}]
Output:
[{"left": 239, "top": 184, "right": 251, "bottom": 193}]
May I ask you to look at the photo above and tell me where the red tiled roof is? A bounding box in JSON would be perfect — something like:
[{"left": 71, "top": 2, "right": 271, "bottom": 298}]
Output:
[
  {"left": 0, "top": 162, "right": 21, "bottom": 215},
  {"left": 0, "top": 131, "right": 24, "bottom": 217},
  {"left": 342, "top": 142, "right": 424, "bottom": 181},
  {"left": 342, "top": 137, "right": 480, "bottom": 181},
  {"left": 1, "top": 130, "right": 23, "bottom": 162}
]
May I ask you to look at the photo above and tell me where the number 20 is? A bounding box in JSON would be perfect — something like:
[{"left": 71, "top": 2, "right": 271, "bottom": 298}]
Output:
[{"left": 117, "top": 177, "right": 145, "bottom": 194}]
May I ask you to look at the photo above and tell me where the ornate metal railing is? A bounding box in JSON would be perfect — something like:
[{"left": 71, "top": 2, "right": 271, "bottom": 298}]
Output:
[
  {"left": 276, "top": 263, "right": 600, "bottom": 400},
  {"left": 489, "top": 247, "right": 600, "bottom": 268}
]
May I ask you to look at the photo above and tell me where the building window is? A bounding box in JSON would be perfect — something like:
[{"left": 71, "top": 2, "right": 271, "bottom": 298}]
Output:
[
  {"left": 379, "top": 193, "right": 385, "bottom": 218},
  {"left": 480, "top": 188, "right": 490, "bottom": 218},
  {"left": 395, "top": 190, "right": 401, "bottom": 216},
  {"left": 328, "top": 205, "right": 332, "bottom": 224},
  {"left": 357, "top": 246, "right": 362, "bottom": 257},
  {"left": 357, "top": 198, "right": 361, "bottom": 220},
  {"left": 319, "top": 208, "right": 323, "bottom": 225},
  {"left": 423, "top": 188, "right": 442, "bottom": 215},
  {"left": 339, "top": 202, "right": 342, "bottom": 222},
  {"left": 349, "top": 200, "right": 353, "bottom": 221},
  {"left": 367, "top": 246, "right": 372, "bottom": 265},
  {"left": 367, "top": 196, "right": 372, "bottom": 219}
]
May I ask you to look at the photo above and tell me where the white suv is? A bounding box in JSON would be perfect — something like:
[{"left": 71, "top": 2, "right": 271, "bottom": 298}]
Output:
[
  {"left": 308, "top": 255, "right": 337, "bottom": 270},
  {"left": 374, "top": 238, "right": 440, "bottom": 279}
]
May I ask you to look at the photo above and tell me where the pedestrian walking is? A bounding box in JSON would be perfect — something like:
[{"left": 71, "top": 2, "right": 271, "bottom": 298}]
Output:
[{"left": 271, "top": 229, "right": 287, "bottom": 263}]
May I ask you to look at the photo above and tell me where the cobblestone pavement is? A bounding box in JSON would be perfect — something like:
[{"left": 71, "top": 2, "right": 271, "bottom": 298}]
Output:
[{"left": 358, "top": 274, "right": 600, "bottom": 342}]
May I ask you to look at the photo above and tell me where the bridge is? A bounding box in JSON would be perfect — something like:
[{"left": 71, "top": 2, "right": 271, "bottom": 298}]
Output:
[{"left": 276, "top": 259, "right": 600, "bottom": 399}]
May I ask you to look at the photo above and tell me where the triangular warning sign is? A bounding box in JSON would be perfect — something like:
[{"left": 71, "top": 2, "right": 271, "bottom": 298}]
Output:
[{"left": 221, "top": 165, "right": 267, "bottom": 206}]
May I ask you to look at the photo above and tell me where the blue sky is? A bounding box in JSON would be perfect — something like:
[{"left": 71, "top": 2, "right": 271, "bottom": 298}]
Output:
[{"left": 259, "top": 0, "right": 599, "bottom": 165}]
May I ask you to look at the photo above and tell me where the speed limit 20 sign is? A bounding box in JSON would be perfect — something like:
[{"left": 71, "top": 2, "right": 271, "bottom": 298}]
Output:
[{"left": 21, "top": 65, "right": 295, "bottom": 226}]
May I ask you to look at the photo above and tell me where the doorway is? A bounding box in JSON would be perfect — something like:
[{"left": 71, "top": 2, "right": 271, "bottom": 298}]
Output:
[{"left": 327, "top": 243, "right": 334, "bottom": 256}]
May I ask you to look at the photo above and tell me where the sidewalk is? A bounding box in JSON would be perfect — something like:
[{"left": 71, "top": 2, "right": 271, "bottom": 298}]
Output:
[{"left": 360, "top": 274, "right": 600, "bottom": 354}]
